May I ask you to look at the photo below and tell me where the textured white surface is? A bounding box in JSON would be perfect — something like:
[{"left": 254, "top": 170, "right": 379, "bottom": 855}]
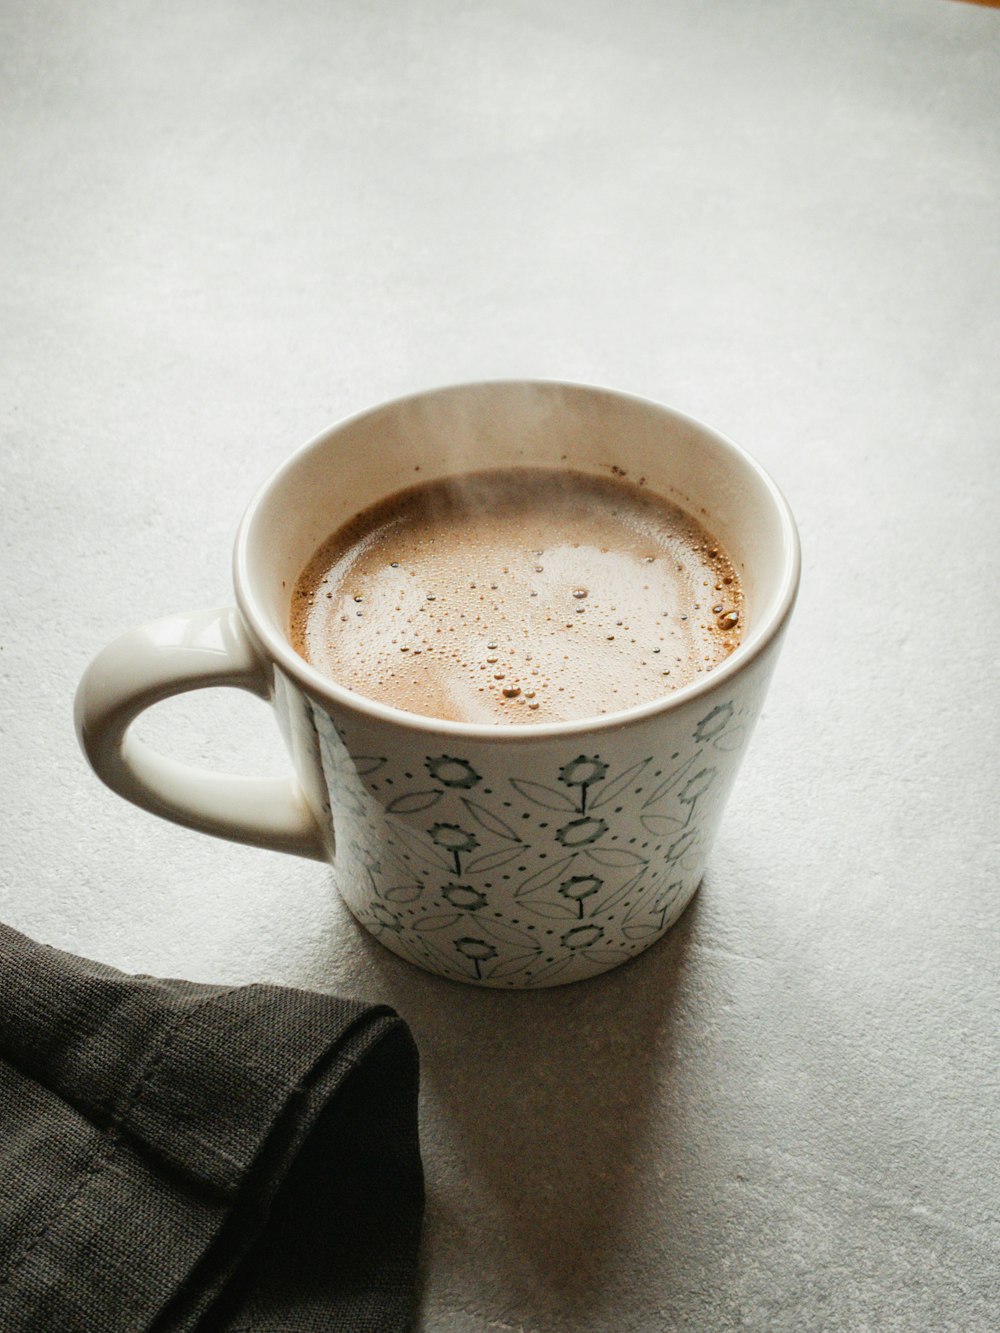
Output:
[{"left": 2, "top": 1, "right": 998, "bottom": 1328}]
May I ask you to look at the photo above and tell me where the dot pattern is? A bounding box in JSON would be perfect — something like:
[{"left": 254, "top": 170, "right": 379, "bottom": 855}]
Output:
[{"left": 305, "top": 687, "right": 766, "bottom": 988}]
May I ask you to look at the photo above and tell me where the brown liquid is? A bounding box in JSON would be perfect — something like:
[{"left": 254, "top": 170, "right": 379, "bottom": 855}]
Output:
[{"left": 290, "top": 469, "right": 743, "bottom": 724}]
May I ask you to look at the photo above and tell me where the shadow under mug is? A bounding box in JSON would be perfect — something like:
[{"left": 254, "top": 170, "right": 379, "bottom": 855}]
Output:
[{"left": 76, "top": 381, "right": 800, "bottom": 988}]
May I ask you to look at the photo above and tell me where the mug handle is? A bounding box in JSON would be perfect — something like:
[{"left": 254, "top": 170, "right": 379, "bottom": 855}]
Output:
[{"left": 74, "top": 607, "right": 327, "bottom": 861}]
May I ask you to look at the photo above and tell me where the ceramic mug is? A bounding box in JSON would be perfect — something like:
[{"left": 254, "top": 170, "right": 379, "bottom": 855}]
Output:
[{"left": 75, "top": 381, "right": 799, "bottom": 988}]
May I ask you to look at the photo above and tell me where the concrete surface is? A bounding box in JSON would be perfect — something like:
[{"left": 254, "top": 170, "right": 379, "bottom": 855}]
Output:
[{"left": 2, "top": 1, "right": 998, "bottom": 1329}]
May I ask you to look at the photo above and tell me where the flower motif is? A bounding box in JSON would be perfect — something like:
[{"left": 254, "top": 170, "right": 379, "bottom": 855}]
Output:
[
  {"left": 454, "top": 936, "right": 499, "bottom": 979},
  {"left": 558, "top": 874, "right": 604, "bottom": 918},
  {"left": 558, "top": 755, "right": 609, "bottom": 788},
  {"left": 679, "top": 769, "right": 716, "bottom": 805},
  {"left": 693, "top": 702, "right": 734, "bottom": 743},
  {"left": 557, "top": 755, "right": 609, "bottom": 811},
  {"left": 653, "top": 880, "right": 684, "bottom": 927},
  {"left": 429, "top": 823, "right": 479, "bottom": 852},
  {"left": 429, "top": 822, "right": 480, "bottom": 873},
  {"left": 442, "top": 883, "right": 488, "bottom": 912},
  {"left": 424, "top": 755, "right": 482, "bottom": 789},
  {"left": 654, "top": 879, "right": 683, "bottom": 908},
  {"left": 666, "top": 829, "right": 697, "bottom": 863},
  {"left": 555, "top": 816, "right": 609, "bottom": 849},
  {"left": 560, "top": 923, "right": 605, "bottom": 950},
  {"left": 454, "top": 937, "right": 497, "bottom": 960}
]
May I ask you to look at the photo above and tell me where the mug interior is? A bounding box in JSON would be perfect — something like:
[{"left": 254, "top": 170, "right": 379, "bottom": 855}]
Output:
[{"left": 236, "top": 381, "right": 799, "bottom": 731}]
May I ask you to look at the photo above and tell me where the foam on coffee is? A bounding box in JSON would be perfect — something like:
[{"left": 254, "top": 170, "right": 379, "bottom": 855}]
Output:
[{"left": 290, "top": 468, "right": 743, "bottom": 724}]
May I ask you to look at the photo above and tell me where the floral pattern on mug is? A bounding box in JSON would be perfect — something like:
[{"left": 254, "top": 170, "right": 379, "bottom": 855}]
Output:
[{"left": 310, "top": 692, "right": 758, "bottom": 987}]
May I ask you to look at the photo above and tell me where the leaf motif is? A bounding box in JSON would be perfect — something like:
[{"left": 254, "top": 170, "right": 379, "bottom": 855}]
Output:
[
  {"left": 514, "top": 853, "right": 578, "bottom": 899},
  {"left": 622, "top": 896, "right": 652, "bottom": 926},
  {"left": 712, "top": 725, "right": 747, "bottom": 753},
  {"left": 465, "top": 845, "right": 526, "bottom": 874},
  {"left": 478, "top": 916, "right": 541, "bottom": 949},
  {"left": 416, "top": 935, "right": 464, "bottom": 976},
  {"left": 660, "top": 895, "right": 692, "bottom": 929},
  {"left": 658, "top": 887, "right": 687, "bottom": 918},
  {"left": 523, "top": 955, "right": 576, "bottom": 986},
  {"left": 515, "top": 898, "right": 583, "bottom": 922},
  {"left": 640, "top": 813, "right": 686, "bottom": 837},
  {"left": 386, "top": 817, "right": 454, "bottom": 872},
  {"left": 622, "top": 921, "right": 660, "bottom": 941},
  {"left": 460, "top": 798, "right": 524, "bottom": 842},
  {"left": 386, "top": 789, "right": 444, "bottom": 815},
  {"left": 312, "top": 708, "right": 338, "bottom": 740},
  {"left": 412, "top": 912, "right": 463, "bottom": 933},
  {"left": 316, "top": 734, "right": 342, "bottom": 770},
  {"left": 589, "top": 757, "right": 654, "bottom": 809},
  {"left": 352, "top": 755, "right": 388, "bottom": 776},
  {"left": 666, "top": 829, "right": 698, "bottom": 862},
  {"left": 583, "top": 847, "right": 648, "bottom": 869},
  {"left": 593, "top": 868, "right": 648, "bottom": 917},
  {"left": 580, "top": 947, "right": 629, "bottom": 965},
  {"left": 382, "top": 844, "right": 417, "bottom": 881},
  {"left": 383, "top": 883, "right": 425, "bottom": 904},
  {"left": 509, "top": 779, "right": 578, "bottom": 812},
  {"left": 488, "top": 950, "right": 547, "bottom": 981},
  {"left": 330, "top": 783, "right": 367, "bottom": 816},
  {"left": 679, "top": 768, "right": 717, "bottom": 803},
  {"left": 623, "top": 882, "right": 677, "bottom": 924},
  {"left": 641, "top": 753, "right": 699, "bottom": 810}
]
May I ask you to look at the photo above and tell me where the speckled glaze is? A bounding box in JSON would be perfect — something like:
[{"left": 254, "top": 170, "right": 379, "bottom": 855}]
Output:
[{"left": 76, "top": 382, "right": 799, "bottom": 987}]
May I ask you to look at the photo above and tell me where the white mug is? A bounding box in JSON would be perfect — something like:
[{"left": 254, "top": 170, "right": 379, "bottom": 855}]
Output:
[{"left": 76, "top": 382, "right": 799, "bottom": 987}]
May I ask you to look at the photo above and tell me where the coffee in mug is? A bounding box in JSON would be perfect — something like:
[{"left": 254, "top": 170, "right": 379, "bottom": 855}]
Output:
[{"left": 290, "top": 468, "right": 743, "bottom": 724}]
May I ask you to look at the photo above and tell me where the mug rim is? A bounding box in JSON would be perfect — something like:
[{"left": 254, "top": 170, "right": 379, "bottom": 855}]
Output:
[{"left": 233, "top": 378, "right": 801, "bottom": 741}]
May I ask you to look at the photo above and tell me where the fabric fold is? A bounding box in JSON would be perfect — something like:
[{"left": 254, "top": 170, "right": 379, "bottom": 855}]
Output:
[{"left": 0, "top": 925, "right": 424, "bottom": 1332}]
